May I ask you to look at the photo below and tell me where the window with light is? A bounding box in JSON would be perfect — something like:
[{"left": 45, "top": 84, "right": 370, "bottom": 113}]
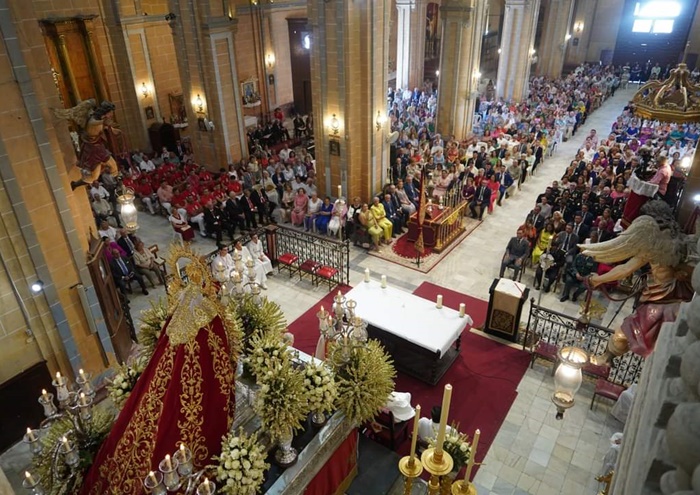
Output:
[{"left": 631, "top": 1, "right": 682, "bottom": 33}]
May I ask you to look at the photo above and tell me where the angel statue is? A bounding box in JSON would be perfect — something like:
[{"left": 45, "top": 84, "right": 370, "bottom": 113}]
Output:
[
  {"left": 52, "top": 99, "right": 122, "bottom": 190},
  {"left": 581, "top": 201, "right": 696, "bottom": 364}
]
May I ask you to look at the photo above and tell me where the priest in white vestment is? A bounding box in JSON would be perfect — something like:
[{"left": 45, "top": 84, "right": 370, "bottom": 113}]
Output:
[
  {"left": 246, "top": 233, "right": 273, "bottom": 275},
  {"left": 233, "top": 240, "right": 268, "bottom": 289},
  {"left": 211, "top": 244, "right": 236, "bottom": 282}
]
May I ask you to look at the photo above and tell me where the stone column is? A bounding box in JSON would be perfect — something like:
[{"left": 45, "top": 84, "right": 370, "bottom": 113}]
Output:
[
  {"left": 395, "top": 0, "right": 414, "bottom": 90},
  {"left": 496, "top": 0, "right": 541, "bottom": 101},
  {"left": 309, "top": 0, "right": 391, "bottom": 201},
  {"left": 536, "top": 0, "right": 575, "bottom": 79},
  {"left": 435, "top": 0, "right": 488, "bottom": 139},
  {"left": 408, "top": 0, "right": 428, "bottom": 89}
]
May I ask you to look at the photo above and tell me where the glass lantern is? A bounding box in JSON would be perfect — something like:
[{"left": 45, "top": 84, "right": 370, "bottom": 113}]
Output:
[
  {"left": 552, "top": 345, "right": 588, "bottom": 419},
  {"left": 117, "top": 189, "right": 139, "bottom": 231}
]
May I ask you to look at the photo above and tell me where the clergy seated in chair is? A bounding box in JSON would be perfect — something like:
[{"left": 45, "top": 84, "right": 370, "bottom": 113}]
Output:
[
  {"left": 417, "top": 406, "right": 456, "bottom": 452},
  {"left": 499, "top": 228, "right": 529, "bottom": 281},
  {"left": 366, "top": 392, "right": 414, "bottom": 451}
]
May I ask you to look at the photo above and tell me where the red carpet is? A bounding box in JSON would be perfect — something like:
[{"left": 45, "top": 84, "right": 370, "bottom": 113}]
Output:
[
  {"left": 287, "top": 282, "right": 530, "bottom": 479},
  {"left": 391, "top": 235, "right": 434, "bottom": 258}
]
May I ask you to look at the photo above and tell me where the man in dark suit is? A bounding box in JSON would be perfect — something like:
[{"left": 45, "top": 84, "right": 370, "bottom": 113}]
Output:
[
  {"left": 534, "top": 240, "right": 566, "bottom": 292},
  {"left": 469, "top": 183, "right": 491, "bottom": 220},
  {"left": 250, "top": 187, "right": 273, "bottom": 224},
  {"left": 499, "top": 228, "right": 529, "bottom": 280},
  {"left": 404, "top": 178, "right": 419, "bottom": 208},
  {"left": 116, "top": 228, "right": 139, "bottom": 258},
  {"left": 578, "top": 204, "right": 595, "bottom": 227},
  {"left": 526, "top": 206, "right": 546, "bottom": 232},
  {"left": 110, "top": 249, "right": 148, "bottom": 296},
  {"left": 225, "top": 192, "right": 246, "bottom": 234},
  {"left": 556, "top": 223, "right": 579, "bottom": 264},
  {"left": 382, "top": 194, "right": 403, "bottom": 236},
  {"left": 204, "top": 201, "right": 225, "bottom": 242},
  {"left": 238, "top": 188, "right": 259, "bottom": 230},
  {"left": 571, "top": 214, "right": 590, "bottom": 241}
]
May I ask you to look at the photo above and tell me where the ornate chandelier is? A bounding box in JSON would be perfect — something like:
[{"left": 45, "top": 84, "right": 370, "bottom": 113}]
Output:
[{"left": 316, "top": 291, "right": 368, "bottom": 360}]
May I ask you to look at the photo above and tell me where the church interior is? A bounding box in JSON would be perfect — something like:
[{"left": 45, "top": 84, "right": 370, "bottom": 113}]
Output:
[{"left": 1, "top": 0, "right": 700, "bottom": 494}]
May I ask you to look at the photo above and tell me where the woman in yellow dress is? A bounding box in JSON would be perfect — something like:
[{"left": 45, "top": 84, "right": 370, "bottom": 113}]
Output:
[
  {"left": 358, "top": 203, "right": 383, "bottom": 250},
  {"left": 532, "top": 222, "right": 555, "bottom": 265}
]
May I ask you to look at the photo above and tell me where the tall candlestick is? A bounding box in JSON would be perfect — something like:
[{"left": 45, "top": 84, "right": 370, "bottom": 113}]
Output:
[
  {"left": 26, "top": 428, "right": 36, "bottom": 441},
  {"left": 364, "top": 268, "right": 370, "bottom": 283},
  {"left": 434, "top": 384, "right": 453, "bottom": 456},
  {"left": 409, "top": 404, "right": 421, "bottom": 465},
  {"left": 25, "top": 471, "right": 36, "bottom": 485},
  {"left": 436, "top": 295, "right": 443, "bottom": 308},
  {"left": 459, "top": 303, "right": 466, "bottom": 317},
  {"left": 381, "top": 275, "right": 387, "bottom": 288},
  {"left": 464, "top": 429, "right": 480, "bottom": 482}
]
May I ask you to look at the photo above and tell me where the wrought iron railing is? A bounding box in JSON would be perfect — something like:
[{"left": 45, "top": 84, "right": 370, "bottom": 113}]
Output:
[
  {"left": 202, "top": 227, "right": 270, "bottom": 265},
  {"left": 524, "top": 299, "right": 644, "bottom": 387},
  {"left": 273, "top": 225, "right": 351, "bottom": 287}
]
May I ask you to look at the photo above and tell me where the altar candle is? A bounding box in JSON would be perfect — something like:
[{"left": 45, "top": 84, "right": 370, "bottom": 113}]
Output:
[
  {"left": 41, "top": 389, "right": 49, "bottom": 401},
  {"left": 79, "top": 368, "right": 86, "bottom": 380},
  {"left": 61, "top": 436, "right": 71, "bottom": 450},
  {"left": 459, "top": 303, "right": 466, "bottom": 317},
  {"left": 364, "top": 268, "right": 370, "bottom": 283},
  {"left": 409, "top": 404, "right": 421, "bottom": 465},
  {"left": 337, "top": 185, "right": 342, "bottom": 199},
  {"left": 203, "top": 477, "right": 212, "bottom": 494},
  {"left": 80, "top": 392, "right": 87, "bottom": 406},
  {"left": 436, "top": 295, "right": 443, "bottom": 308},
  {"left": 464, "top": 429, "right": 480, "bottom": 482},
  {"left": 381, "top": 275, "right": 387, "bottom": 288},
  {"left": 26, "top": 428, "right": 36, "bottom": 441},
  {"left": 25, "top": 471, "right": 36, "bottom": 485},
  {"left": 434, "top": 384, "right": 452, "bottom": 456},
  {"left": 164, "top": 454, "right": 172, "bottom": 471},
  {"left": 55, "top": 371, "right": 64, "bottom": 386},
  {"left": 148, "top": 471, "right": 158, "bottom": 485}
]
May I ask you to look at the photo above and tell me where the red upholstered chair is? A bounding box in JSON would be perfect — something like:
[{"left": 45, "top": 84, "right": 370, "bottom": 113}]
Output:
[
  {"left": 530, "top": 340, "right": 558, "bottom": 374},
  {"left": 363, "top": 409, "right": 410, "bottom": 451},
  {"left": 590, "top": 378, "right": 626, "bottom": 410},
  {"left": 277, "top": 253, "right": 299, "bottom": 278},
  {"left": 299, "top": 259, "right": 320, "bottom": 283},
  {"left": 315, "top": 265, "right": 339, "bottom": 291},
  {"left": 583, "top": 362, "right": 611, "bottom": 380}
]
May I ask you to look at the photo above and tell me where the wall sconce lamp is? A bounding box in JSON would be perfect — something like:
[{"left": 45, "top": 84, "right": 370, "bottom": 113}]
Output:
[
  {"left": 375, "top": 111, "right": 386, "bottom": 131},
  {"left": 573, "top": 21, "right": 584, "bottom": 33},
  {"left": 195, "top": 94, "right": 204, "bottom": 113},
  {"left": 141, "top": 82, "right": 149, "bottom": 98},
  {"left": 266, "top": 53, "right": 276, "bottom": 70},
  {"left": 30, "top": 280, "right": 44, "bottom": 294},
  {"left": 498, "top": 48, "right": 502, "bottom": 54},
  {"left": 330, "top": 114, "right": 340, "bottom": 136},
  {"left": 474, "top": 70, "right": 482, "bottom": 79}
]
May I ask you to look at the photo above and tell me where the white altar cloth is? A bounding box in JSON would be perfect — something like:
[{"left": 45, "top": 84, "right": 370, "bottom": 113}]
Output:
[{"left": 345, "top": 281, "right": 472, "bottom": 356}]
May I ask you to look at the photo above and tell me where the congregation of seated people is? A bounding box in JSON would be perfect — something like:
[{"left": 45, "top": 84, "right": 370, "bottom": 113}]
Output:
[{"left": 499, "top": 98, "right": 697, "bottom": 300}]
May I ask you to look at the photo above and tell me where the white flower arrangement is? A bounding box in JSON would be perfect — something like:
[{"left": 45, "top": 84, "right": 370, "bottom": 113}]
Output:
[
  {"left": 106, "top": 358, "right": 147, "bottom": 409},
  {"left": 214, "top": 429, "right": 269, "bottom": 495},
  {"left": 302, "top": 361, "right": 337, "bottom": 416},
  {"left": 429, "top": 424, "right": 472, "bottom": 468},
  {"left": 245, "top": 332, "right": 290, "bottom": 380}
]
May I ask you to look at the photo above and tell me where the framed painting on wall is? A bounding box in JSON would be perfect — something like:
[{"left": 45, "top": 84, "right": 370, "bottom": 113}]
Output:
[{"left": 145, "top": 106, "right": 155, "bottom": 120}]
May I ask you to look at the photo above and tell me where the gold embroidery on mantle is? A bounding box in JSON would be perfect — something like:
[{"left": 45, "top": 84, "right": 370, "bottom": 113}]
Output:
[
  {"left": 207, "top": 326, "right": 233, "bottom": 402},
  {"left": 178, "top": 340, "right": 208, "bottom": 465},
  {"left": 91, "top": 344, "right": 176, "bottom": 494}
]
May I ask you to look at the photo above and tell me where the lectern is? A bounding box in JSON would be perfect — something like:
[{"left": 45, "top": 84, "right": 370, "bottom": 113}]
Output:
[{"left": 485, "top": 278, "right": 529, "bottom": 342}]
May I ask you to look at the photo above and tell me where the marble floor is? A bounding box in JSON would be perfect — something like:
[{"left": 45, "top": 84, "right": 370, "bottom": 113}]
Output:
[{"left": 0, "top": 88, "right": 636, "bottom": 494}]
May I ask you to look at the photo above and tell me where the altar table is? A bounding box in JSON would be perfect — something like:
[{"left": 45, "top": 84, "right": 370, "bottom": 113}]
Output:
[{"left": 345, "top": 281, "right": 472, "bottom": 384}]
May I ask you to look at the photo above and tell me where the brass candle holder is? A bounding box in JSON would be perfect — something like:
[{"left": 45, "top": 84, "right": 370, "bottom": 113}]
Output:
[
  {"left": 398, "top": 455, "right": 423, "bottom": 495},
  {"left": 421, "top": 447, "right": 454, "bottom": 495},
  {"left": 451, "top": 480, "right": 477, "bottom": 495}
]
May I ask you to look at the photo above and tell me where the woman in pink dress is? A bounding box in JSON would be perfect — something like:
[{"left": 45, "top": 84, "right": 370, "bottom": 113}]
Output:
[{"left": 291, "top": 188, "right": 308, "bottom": 226}]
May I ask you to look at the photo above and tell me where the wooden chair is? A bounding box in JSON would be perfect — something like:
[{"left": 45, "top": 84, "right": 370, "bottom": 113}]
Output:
[
  {"left": 277, "top": 252, "right": 299, "bottom": 278},
  {"left": 315, "top": 265, "right": 339, "bottom": 292},
  {"left": 299, "top": 259, "right": 320, "bottom": 283},
  {"left": 590, "top": 379, "right": 626, "bottom": 410},
  {"left": 364, "top": 409, "right": 410, "bottom": 451},
  {"left": 530, "top": 340, "right": 558, "bottom": 374}
]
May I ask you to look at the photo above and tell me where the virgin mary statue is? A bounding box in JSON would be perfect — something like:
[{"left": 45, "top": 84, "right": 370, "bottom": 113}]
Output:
[{"left": 81, "top": 247, "right": 242, "bottom": 494}]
